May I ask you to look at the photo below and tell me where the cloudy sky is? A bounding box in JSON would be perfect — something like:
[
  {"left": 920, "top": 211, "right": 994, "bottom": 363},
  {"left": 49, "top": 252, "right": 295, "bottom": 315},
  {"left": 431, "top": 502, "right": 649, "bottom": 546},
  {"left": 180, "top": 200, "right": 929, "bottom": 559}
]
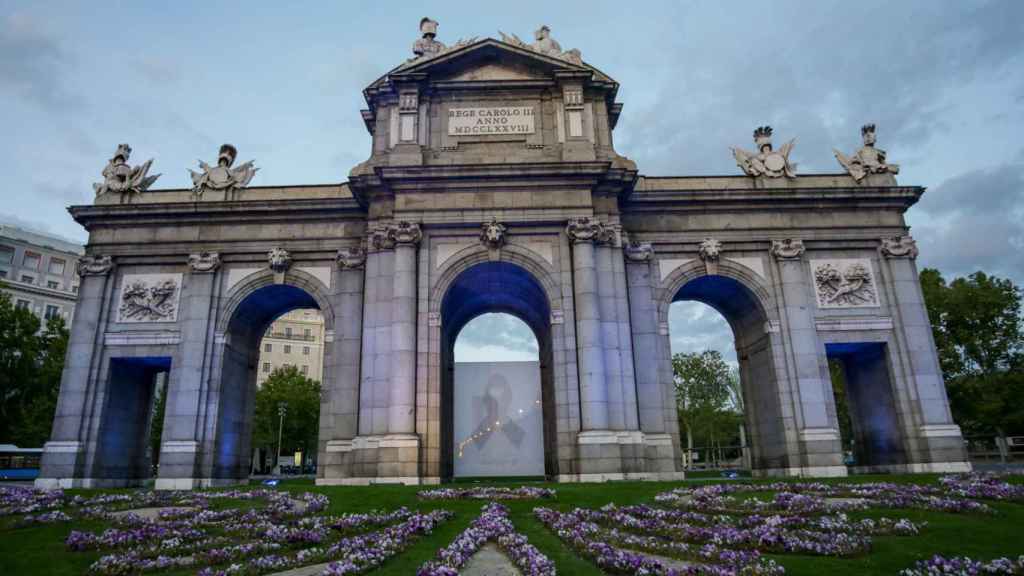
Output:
[{"left": 2, "top": 0, "right": 1021, "bottom": 363}]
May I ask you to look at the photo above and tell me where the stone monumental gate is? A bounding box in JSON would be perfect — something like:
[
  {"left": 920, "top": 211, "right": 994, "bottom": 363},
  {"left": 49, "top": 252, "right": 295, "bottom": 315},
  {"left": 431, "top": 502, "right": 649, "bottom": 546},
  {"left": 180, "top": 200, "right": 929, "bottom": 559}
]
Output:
[{"left": 37, "top": 22, "right": 970, "bottom": 488}]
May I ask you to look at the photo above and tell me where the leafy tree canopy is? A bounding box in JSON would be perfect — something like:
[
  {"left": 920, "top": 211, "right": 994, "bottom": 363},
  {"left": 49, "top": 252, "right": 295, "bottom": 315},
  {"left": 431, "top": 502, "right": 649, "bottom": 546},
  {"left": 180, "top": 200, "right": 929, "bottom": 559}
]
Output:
[
  {"left": 252, "top": 365, "right": 321, "bottom": 457},
  {"left": 0, "top": 289, "right": 69, "bottom": 446},
  {"left": 921, "top": 268, "right": 1023, "bottom": 435}
]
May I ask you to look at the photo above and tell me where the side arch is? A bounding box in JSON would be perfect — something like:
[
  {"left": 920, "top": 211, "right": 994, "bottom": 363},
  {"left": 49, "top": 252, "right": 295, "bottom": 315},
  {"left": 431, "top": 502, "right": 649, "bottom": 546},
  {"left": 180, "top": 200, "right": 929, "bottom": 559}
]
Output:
[
  {"left": 657, "top": 258, "right": 777, "bottom": 328},
  {"left": 217, "top": 268, "right": 336, "bottom": 335}
]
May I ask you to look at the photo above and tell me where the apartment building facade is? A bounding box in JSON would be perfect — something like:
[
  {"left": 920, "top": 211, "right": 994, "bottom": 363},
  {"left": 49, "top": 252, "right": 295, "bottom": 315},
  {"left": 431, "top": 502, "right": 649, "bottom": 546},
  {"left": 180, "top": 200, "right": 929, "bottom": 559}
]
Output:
[{"left": 0, "top": 224, "right": 83, "bottom": 328}]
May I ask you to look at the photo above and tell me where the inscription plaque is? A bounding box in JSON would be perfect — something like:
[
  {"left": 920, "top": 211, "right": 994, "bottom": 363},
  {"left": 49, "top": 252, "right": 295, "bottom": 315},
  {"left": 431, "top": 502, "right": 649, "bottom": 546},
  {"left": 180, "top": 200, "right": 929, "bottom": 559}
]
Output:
[{"left": 448, "top": 106, "right": 535, "bottom": 136}]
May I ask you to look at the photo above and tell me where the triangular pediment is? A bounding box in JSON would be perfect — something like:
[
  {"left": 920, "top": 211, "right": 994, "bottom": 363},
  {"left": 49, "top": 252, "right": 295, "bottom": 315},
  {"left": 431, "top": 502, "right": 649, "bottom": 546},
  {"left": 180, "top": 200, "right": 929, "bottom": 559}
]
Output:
[{"left": 366, "top": 38, "right": 614, "bottom": 92}]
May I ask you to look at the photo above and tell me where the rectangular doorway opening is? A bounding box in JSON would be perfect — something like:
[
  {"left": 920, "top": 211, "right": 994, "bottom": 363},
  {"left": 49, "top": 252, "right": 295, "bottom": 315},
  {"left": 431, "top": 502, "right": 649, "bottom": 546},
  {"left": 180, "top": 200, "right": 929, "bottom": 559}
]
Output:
[
  {"left": 95, "top": 356, "right": 171, "bottom": 482},
  {"left": 826, "top": 342, "right": 906, "bottom": 470}
]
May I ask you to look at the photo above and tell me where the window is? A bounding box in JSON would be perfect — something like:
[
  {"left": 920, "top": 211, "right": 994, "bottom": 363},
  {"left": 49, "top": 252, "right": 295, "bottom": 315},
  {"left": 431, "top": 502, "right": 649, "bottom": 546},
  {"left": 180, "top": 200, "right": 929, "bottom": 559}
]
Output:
[
  {"left": 15, "top": 299, "right": 30, "bottom": 310},
  {"left": 285, "top": 327, "right": 293, "bottom": 338},
  {"left": 303, "top": 346, "right": 310, "bottom": 356},
  {"left": 304, "top": 328, "right": 311, "bottom": 338},
  {"left": 44, "top": 305, "right": 60, "bottom": 320},
  {"left": 22, "top": 252, "right": 40, "bottom": 270},
  {"left": 262, "top": 362, "right": 271, "bottom": 373},
  {"left": 301, "top": 365, "right": 309, "bottom": 375},
  {"left": 47, "top": 280, "right": 59, "bottom": 289},
  {"left": 21, "top": 274, "right": 34, "bottom": 284},
  {"left": 283, "top": 345, "right": 292, "bottom": 354},
  {"left": 0, "top": 245, "right": 13, "bottom": 264},
  {"left": 264, "top": 343, "right": 272, "bottom": 353},
  {"left": 48, "top": 258, "right": 65, "bottom": 275}
]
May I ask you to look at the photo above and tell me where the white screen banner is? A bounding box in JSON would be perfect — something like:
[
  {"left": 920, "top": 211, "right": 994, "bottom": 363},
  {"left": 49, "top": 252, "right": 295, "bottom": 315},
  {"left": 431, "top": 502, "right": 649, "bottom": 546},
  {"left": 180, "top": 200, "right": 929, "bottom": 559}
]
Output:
[{"left": 453, "top": 361, "right": 544, "bottom": 477}]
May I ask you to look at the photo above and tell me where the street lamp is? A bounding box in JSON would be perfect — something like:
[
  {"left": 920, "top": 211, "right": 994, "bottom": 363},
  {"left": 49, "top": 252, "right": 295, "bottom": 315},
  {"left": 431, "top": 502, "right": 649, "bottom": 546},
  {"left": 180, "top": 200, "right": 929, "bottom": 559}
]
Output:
[{"left": 276, "top": 402, "right": 288, "bottom": 474}]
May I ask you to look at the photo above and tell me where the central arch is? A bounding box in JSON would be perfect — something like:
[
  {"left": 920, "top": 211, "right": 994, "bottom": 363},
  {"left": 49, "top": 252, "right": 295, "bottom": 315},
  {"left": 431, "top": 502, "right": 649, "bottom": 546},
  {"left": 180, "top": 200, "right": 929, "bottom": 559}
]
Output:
[{"left": 439, "top": 261, "right": 556, "bottom": 480}]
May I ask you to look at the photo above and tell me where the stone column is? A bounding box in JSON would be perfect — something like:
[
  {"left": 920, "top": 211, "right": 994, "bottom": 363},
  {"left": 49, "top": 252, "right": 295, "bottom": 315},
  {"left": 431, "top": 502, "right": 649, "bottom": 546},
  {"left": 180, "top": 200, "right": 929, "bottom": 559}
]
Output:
[
  {"left": 595, "top": 242, "right": 624, "bottom": 430},
  {"left": 567, "top": 218, "right": 609, "bottom": 431},
  {"left": 156, "top": 252, "right": 221, "bottom": 490},
  {"left": 318, "top": 247, "right": 366, "bottom": 484},
  {"left": 879, "top": 235, "right": 969, "bottom": 472},
  {"left": 358, "top": 245, "right": 390, "bottom": 437},
  {"left": 771, "top": 240, "right": 845, "bottom": 476},
  {"left": 36, "top": 256, "right": 115, "bottom": 489},
  {"left": 388, "top": 223, "right": 421, "bottom": 435},
  {"left": 624, "top": 242, "right": 678, "bottom": 477}
]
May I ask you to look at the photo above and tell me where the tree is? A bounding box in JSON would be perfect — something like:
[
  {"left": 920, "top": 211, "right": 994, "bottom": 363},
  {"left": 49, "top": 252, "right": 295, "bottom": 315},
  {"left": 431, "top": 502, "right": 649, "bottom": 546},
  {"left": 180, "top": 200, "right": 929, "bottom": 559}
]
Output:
[
  {"left": 0, "top": 290, "right": 69, "bottom": 446},
  {"left": 921, "top": 268, "right": 1024, "bottom": 435},
  {"left": 672, "top": 350, "right": 743, "bottom": 461},
  {"left": 149, "top": 381, "right": 167, "bottom": 468},
  {"left": 252, "top": 366, "right": 321, "bottom": 465}
]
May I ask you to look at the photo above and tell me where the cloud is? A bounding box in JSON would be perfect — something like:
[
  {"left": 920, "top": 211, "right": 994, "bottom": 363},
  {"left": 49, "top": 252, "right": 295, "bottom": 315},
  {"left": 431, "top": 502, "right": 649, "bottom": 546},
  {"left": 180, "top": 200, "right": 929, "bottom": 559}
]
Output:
[
  {"left": 616, "top": 0, "right": 1024, "bottom": 176},
  {"left": 0, "top": 11, "right": 77, "bottom": 109},
  {"left": 910, "top": 161, "right": 1024, "bottom": 282},
  {"left": 454, "top": 313, "right": 539, "bottom": 362},
  {"left": 668, "top": 301, "right": 737, "bottom": 367}
]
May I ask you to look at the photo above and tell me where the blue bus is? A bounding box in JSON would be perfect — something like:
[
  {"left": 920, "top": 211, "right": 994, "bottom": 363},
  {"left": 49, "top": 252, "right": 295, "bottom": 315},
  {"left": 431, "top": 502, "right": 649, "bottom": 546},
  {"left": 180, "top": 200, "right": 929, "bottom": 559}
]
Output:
[{"left": 0, "top": 444, "right": 43, "bottom": 480}]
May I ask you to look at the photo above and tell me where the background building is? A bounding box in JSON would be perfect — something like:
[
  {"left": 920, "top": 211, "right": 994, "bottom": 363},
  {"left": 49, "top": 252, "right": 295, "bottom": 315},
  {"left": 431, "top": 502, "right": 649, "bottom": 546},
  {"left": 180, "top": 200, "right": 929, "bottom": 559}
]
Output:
[
  {"left": 256, "top": 309, "right": 326, "bottom": 386},
  {"left": 0, "top": 224, "right": 83, "bottom": 328}
]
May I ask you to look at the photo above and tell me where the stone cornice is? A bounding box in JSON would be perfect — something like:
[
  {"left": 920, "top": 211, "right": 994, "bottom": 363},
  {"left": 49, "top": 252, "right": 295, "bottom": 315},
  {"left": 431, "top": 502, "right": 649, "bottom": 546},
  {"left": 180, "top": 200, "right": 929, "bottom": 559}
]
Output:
[{"left": 625, "top": 182, "right": 924, "bottom": 213}]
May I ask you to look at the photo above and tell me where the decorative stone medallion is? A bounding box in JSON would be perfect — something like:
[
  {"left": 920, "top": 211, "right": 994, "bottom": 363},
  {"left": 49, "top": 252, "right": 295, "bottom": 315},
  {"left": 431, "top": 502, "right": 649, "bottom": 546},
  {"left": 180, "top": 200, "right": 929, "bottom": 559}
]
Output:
[
  {"left": 770, "top": 238, "right": 805, "bottom": 260},
  {"left": 880, "top": 235, "right": 918, "bottom": 259},
  {"left": 336, "top": 246, "right": 367, "bottom": 269},
  {"left": 623, "top": 241, "right": 654, "bottom": 262},
  {"left": 118, "top": 273, "right": 182, "bottom": 323},
  {"left": 811, "top": 259, "right": 879, "bottom": 308},
  {"left": 188, "top": 252, "right": 221, "bottom": 273},
  {"left": 77, "top": 255, "right": 114, "bottom": 277},
  {"left": 566, "top": 217, "right": 611, "bottom": 244}
]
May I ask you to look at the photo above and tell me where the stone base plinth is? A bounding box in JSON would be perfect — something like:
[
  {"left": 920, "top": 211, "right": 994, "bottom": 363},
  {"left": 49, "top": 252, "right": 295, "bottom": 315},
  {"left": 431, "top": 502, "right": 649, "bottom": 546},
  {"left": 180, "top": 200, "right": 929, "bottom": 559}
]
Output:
[
  {"left": 155, "top": 477, "right": 249, "bottom": 491},
  {"left": 329, "top": 434, "right": 421, "bottom": 484},
  {"left": 752, "top": 465, "right": 848, "bottom": 478}
]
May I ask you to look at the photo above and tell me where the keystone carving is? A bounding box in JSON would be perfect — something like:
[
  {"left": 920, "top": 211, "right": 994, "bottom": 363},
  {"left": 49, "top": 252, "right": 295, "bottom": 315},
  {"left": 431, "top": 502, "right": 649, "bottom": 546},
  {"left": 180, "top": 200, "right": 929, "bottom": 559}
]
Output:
[
  {"left": 566, "top": 217, "right": 612, "bottom": 245},
  {"left": 118, "top": 275, "right": 180, "bottom": 322},
  {"left": 835, "top": 124, "right": 899, "bottom": 182},
  {"left": 624, "top": 241, "right": 654, "bottom": 262},
  {"left": 732, "top": 126, "right": 797, "bottom": 178},
  {"left": 770, "top": 239, "right": 806, "bottom": 260},
  {"left": 698, "top": 238, "right": 723, "bottom": 262},
  {"left": 189, "top": 144, "right": 258, "bottom": 197},
  {"left": 77, "top": 255, "right": 114, "bottom": 277},
  {"left": 267, "top": 247, "right": 292, "bottom": 273},
  {"left": 880, "top": 235, "right": 918, "bottom": 259},
  {"left": 336, "top": 246, "right": 367, "bottom": 269},
  {"left": 812, "top": 260, "right": 879, "bottom": 308},
  {"left": 188, "top": 251, "right": 221, "bottom": 273},
  {"left": 480, "top": 218, "right": 507, "bottom": 249},
  {"left": 93, "top": 144, "right": 160, "bottom": 196}
]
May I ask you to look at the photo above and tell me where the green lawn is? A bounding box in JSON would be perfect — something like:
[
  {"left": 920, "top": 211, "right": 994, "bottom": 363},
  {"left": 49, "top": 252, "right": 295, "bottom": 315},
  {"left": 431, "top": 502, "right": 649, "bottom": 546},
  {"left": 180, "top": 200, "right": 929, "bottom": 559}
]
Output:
[{"left": 2, "top": 474, "right": 1022, "bottom": 575}]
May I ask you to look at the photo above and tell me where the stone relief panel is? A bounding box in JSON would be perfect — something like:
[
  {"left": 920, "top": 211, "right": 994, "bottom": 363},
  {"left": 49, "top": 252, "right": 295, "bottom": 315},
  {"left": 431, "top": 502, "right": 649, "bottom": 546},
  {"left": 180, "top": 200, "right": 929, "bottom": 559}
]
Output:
[
  {"left": 117, "top": 273, "right": 182, "bottom": 323},
  {"left": 810, "top": 259, "right": 879, "bottom": 308}
]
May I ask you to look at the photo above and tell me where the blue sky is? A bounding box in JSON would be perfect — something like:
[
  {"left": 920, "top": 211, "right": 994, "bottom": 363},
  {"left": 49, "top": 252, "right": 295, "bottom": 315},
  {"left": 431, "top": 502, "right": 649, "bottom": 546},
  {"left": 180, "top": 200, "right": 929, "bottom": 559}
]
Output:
[{"left": 1, "top": 0, "right": 1021, "bottom": 362}]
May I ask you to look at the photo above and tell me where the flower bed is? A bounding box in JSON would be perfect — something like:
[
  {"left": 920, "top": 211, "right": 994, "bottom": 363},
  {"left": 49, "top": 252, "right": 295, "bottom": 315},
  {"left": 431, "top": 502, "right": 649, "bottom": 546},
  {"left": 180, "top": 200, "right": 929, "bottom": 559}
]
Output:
[
  {"left": 417, "top": 486, "right": 556, "bottom": 500},
  {"left": 900, "top": 554, "right": 1024, "bottom": 575},
  {"left": 418, "top": 502, "right": 556, "bottom": 576}
]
